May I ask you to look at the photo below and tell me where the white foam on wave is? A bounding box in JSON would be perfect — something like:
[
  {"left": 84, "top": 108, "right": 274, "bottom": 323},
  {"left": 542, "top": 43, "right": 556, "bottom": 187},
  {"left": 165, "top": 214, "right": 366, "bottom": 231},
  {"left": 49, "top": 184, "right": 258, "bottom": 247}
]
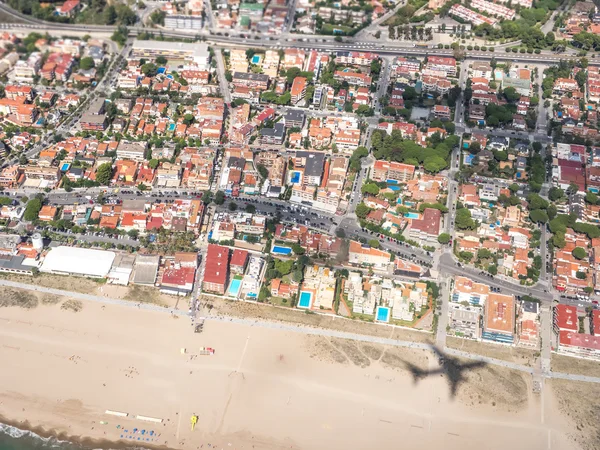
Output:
[{"left": 0, "top": 421, "right": 72, "bottom": 448}]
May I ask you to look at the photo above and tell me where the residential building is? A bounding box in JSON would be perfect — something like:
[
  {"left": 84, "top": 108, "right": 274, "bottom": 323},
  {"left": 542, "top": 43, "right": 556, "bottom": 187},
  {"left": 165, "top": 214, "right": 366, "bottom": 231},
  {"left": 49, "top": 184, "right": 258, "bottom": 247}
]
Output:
[
  {"left": 116, "top": 141, "right": 147, "bottom": 162},
  {"left": 348, "top": 240, "right": 391, "bottom": 269},
  {"left": 202, "top": 244, "right": 229, "bottom": 294},
  {"left": 290, "top": 76, "right": 307, "bottom": 105},
  {"left": 482, "top": 293, "right": 515, "bottom": 343}
]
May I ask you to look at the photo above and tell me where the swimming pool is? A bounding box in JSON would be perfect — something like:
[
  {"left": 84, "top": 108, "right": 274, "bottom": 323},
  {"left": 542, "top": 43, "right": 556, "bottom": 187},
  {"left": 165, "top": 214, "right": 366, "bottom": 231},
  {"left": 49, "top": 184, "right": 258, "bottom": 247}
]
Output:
[
  {"left": 298, "top": 291, "right": 312, "bottom": 308},
  {"left": 272, "top": 245, "right": 292, "bottom": 255},
  {"left": 168, "top": 123, "right": 176, "bottom": 131},
  {"left": 404, "top": 212, "right": 419, "bottom": 219},
  {"left": 290, "top": 171, "right": 301, "bottom": 184},
  {"left": 247, "top": 292, "right": 257, "bottom": 299},
  {"left": 376, "top": 306, "right": 390, "bottom": 322},
  {"left": 60, "top": 163, "right": 71, "bottom": 172},
  {"left": 388, "top": 185, "right": 400, "bottom": 192},
  {"left": 228, "top": 278, "right": 242, "bottom": 296},
  {"left": 251, "top": 55, "right": 261, "bottom": 64}
]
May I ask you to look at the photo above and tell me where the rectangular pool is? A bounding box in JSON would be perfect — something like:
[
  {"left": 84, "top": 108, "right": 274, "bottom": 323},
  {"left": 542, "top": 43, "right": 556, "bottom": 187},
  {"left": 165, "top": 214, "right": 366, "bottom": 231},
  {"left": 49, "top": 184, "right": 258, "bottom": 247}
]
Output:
[
  {"left": 272, "top": 246, "right": 292, "bottom": 255},
  {"left": 376, "top": 306, "right": 390, "bottom": 322},
  {"left": 404, "top": 212, "right": 420, "bottom": 219},
  {"left": 228, "top": 278, "right": 242, "bottom": 296},
  {"left": 251, "top": 55, "right": 261, "bottom": 64},
  {"left": 298, "top": 291, "right": 312, "bottom": 308}
]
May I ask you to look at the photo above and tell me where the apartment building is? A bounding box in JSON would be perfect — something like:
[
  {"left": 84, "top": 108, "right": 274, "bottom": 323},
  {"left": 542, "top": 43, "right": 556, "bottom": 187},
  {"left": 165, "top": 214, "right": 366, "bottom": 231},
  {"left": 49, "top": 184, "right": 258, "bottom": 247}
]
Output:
[
  {"left": 449, "top": 303, "right": 481, "bottom": 339},
  {"left": 482, "top": 293, "right": 515, "bottom": 344},
  {"left": 232, "top": 72, "right": 270, "bottom": 90},
  {"left": 471, "top": 0, "right": 515, "bottom": 19},
  {"left": 154, "top": 163, "right": 182, "bottom": 188},
  {"left": 290, "top": 76, "right": 307, "bottom": 105},
  {"left": 449, "top": 4, "right": 497, "bottom": 26},
  {"left": 203, "top": 244, "right": 230, "bottom": 294},
  {"left": 409, "top": 208, "right": 442, "bottom": 243},
  {"left": 131, "top": 40, "right": 210, "bottom": 69},
  {"left": 333, "top": 70, "right": 372, "bottom": 87},
  {"left": 372, "top": 160, "right": 415, "bottom": 183},
  {"left": 335, "top": 51, "right": 377, "bottom": 66},
  {"left": 348, "top": 240, "right": 391, "bottom": 269},
  {"left": 116, "top": 141, "right": 147, "bottom": 162}
]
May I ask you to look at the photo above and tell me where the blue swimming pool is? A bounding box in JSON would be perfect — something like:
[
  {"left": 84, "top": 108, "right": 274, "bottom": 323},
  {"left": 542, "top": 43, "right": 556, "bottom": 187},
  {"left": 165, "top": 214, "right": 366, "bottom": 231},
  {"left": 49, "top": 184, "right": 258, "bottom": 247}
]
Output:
[
  {"left": 290, "top": 171, "right": 301, "bottom": 183},
  {"left": 298, "top": 291, "right": 312, "bottom": 308},
  {"left": 405, "top": 212, "right": 419, "bottom": 219},
  {"left": 168, "top": 123, "right": 176, "bottom": 131},
  {"left": 251, "top": 55, "right": 261, "bottom": 64},
  {"left": 272, "top": 245, "right": 292, "bottom": 255},
  {"left": 376, "top": 306, "right": 390, "bottom": 322},
  {"left": 247, "top": 292, "right": 257, "bottom": 299},
  {"left": 388, "top": 185, "right": 400, "bottom": 191},
  {"left": 60, "top": 163, "right": 70, "bottom": 172},
  {"left": 228, "top": 278, "right": 242, "bottom": 296}
]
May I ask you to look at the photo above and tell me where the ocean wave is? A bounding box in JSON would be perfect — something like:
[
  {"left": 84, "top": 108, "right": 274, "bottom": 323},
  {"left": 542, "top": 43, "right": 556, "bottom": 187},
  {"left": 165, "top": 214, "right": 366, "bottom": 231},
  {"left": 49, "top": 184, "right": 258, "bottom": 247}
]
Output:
[{"left": 0, "top": 421, "right": 73, "bottom": 448}]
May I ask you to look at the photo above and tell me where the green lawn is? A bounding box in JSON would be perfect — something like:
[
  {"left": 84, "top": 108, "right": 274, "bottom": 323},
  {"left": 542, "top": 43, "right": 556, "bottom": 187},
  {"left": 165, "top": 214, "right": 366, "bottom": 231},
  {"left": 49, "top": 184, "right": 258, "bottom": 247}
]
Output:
[{"left": 321, "top": 23, "right": 355, "bottom": 35}]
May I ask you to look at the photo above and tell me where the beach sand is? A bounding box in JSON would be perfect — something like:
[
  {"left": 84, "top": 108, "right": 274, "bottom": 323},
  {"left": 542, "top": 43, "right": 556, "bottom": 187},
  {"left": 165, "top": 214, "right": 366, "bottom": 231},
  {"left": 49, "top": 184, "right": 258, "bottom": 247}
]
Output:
[{"left": 0, "top": 297, "right": 582, "bottom": 450}]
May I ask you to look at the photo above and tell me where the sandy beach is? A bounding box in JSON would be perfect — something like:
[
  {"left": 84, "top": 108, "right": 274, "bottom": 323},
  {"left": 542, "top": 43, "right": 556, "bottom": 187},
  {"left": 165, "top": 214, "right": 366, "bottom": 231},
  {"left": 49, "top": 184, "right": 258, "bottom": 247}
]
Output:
[{"left": 0, "top": 296, "right": 585, "bottom": 450}]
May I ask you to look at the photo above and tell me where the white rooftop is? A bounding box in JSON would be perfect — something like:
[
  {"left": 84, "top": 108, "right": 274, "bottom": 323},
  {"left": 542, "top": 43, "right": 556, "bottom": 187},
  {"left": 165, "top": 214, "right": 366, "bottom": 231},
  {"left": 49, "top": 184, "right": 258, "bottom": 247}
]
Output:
[{"left": 41, "top": 246, "right": 116, "bottom": 278}]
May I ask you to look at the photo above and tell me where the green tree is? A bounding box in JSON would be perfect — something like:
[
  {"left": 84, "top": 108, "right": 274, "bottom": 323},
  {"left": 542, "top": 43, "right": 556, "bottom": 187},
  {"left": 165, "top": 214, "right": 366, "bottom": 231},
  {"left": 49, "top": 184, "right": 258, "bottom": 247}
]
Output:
[
  {"left": 228, "top": 201, "right": 238, "bottom": 211},
  {"left": 79, "top": 57, "right": 95, "bottom": 70},
  {"left": 529, "top": 209, "right": 549, "bottom": 223},
  {"left": 95, "top": 162, "right": 113, "bottom": 185},
  {"left": 148, "top": 159, "right": 159, "bottom": 169},
  {"left": 141, "top": 63, "right": 158, "bottom": 77},
  {"left": 585, "top": 191, "right": 598, "bottom": 204},
  {"left": 527, "top": 193, "right": 549, "bottom": 210},
  {"left": 355, "top": 202, "right": 371, "bottom": 219},
  {"left": 291, "top": 243, "right": 305, "bottom": 255},
  {"left": 503, "top": 87, "right": 520, "bottom": 102},
  {"left": 423, "top": 156, "right": 447, "bottom": 173},
  {"left": 368, "top": 239, "right": 380, "bottom": 249},
  {"left": 245, "top": 204, "right": 256, "bottom": 214},
  {"left": 201, "top": 190, "right": 213, "bottom": 205},
  {"left": 509, "top": 183, "right": 520, "bottom": 193},
  {"left": 572, "top": 247, "right": 587, "bottom": 260},
  {"left": 361, "top": 182, "right": 380, "bottom": 196},
  {"left": 214, "top": 191, "right": 225, "bottom": 205},
  {"left": 23, "top": 198, "right": 42, "bottom": 221},
  {"left": 549, "top": 187, "right": 564, "bottom": 201},
  {"left": 156, "top": 55, "right": 167, "bottom": 66},
  {"left": 455, "top": 208, "right": 476, "bottom": 230},
  {"left": 257, "top": 164, "right": 269, "bottom": 179},
  {"left": 437, "top": 233, "right": 451, "bottom": 244}
]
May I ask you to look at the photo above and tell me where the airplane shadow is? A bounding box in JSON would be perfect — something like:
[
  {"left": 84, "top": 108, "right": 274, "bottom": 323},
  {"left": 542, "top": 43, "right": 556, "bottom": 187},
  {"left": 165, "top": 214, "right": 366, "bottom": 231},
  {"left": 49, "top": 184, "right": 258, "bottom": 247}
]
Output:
[{"left": 401, "top": 345, "right": 487, "bottom": 399}]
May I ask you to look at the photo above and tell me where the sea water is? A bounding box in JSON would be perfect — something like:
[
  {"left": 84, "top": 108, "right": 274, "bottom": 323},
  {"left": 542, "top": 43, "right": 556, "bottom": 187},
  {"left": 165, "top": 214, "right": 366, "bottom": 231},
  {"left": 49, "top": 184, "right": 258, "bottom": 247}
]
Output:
[
  {"left": 0, "top": 422, "right": 148, "bottom": 450},
  {"left": 0, "top": 422, "right": 82, "bottom": 450}
]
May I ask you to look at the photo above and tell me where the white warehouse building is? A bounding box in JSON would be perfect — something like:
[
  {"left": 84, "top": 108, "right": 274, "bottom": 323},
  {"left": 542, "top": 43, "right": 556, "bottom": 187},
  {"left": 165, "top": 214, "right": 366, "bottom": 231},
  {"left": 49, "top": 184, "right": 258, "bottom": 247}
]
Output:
[{"left": 41, "top": 246, "right": 116, "bottom": 278}]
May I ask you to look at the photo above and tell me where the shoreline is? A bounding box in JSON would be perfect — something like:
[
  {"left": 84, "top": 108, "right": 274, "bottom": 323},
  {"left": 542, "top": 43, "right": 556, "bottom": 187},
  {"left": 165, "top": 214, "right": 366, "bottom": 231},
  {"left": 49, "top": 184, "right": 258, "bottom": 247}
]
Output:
[{"left": 0, "top": 414, "right": 175, "bottom": 450}]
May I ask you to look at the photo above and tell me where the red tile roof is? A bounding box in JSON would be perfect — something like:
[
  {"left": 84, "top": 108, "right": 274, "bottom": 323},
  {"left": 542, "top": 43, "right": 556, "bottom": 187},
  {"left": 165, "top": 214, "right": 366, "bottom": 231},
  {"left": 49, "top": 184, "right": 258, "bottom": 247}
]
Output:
[
  {"left": 554, "top": 304, "right": 578, "bottom": 332},
  {"left": 230, "top": 249, "right": 248, "bottom": 268},
  {"left": 204, "top": 244, "right": 229, "bottom": 286}
]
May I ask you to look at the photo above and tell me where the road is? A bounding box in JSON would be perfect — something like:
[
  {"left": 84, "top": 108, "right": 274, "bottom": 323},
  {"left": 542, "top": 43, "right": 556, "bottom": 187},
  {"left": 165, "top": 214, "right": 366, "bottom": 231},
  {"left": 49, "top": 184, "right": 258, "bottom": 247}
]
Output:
[
  {"left": 0, "top": 5, "right": 597, "bottom": 67},
  {"left": 373, "top": 56, "right": 392, "bottom": 114},
  {"left": 214, "top": 48, "right": 231, "bottom": 103},
  {"left": 439, "top": 253, "right": 552, "bottom": 301}
]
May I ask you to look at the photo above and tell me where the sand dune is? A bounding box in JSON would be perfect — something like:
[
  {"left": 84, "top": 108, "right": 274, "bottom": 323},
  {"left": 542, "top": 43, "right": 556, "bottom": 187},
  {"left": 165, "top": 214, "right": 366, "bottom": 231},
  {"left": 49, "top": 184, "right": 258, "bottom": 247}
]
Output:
[{"left": 0, "top": 298, "right": 581, "bottom": 450}]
